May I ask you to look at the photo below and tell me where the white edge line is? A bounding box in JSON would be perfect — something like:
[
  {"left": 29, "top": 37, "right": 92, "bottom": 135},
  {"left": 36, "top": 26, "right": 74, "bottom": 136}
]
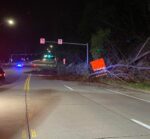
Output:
[
  {"left": 131, "top": 119, "right": 150, "bottom": 130},
  {"left": 64, "top": 85, "right": 74, "bottom": 91},
  {"left": 106, "top": 89, "right": 150, "bottom": 103}
]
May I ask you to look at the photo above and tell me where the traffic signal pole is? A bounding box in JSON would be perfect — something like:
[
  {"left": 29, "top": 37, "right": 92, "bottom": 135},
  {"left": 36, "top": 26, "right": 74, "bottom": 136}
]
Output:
[
  {"left": 45, "top": 41, "right": 89, "bottom": 67},
  {"left": 86, "top": 43, "right": 89, "bottom": 66}
]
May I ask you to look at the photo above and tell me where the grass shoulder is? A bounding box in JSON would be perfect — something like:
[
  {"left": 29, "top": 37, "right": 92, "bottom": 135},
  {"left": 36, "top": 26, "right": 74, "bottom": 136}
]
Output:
[{"left": 99, "top": 78, "right": 150, "bottom": 93}]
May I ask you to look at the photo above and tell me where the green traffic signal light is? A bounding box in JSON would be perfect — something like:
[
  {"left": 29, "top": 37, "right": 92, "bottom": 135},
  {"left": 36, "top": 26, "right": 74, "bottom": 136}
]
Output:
[
  {"left": 44, "top": 55, "right": 48, "bottom": 58},
  {"left": 48, "top": 55, "right": 51, "bottom": 58},
  {"left": 43, "top": 53, "right": 54, "bottom": 59}
]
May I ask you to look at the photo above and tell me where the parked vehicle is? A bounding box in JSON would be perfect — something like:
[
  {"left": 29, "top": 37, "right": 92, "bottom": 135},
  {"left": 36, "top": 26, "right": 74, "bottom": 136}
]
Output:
[{"left": 0, "top": 67, "right": 5, "bottom": 80}]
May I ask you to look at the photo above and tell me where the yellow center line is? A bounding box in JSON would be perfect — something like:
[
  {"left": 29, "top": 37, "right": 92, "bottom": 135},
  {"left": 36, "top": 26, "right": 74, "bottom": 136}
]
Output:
[
  {"left": 31, "top": 129, "right": 37, "bottom": 138},
  {"left": 24, "top": 75, "right": 31, "bottom": 92},
  {"left": 22, "top": 130, "right": 27, "bottom": 139},
  {"left": 24, "top": 78, "right": 27, "bottom": 91},
  {"left": 22, "top": 129, "right": 37, "bottom": 139},
  {"left": 23, "top": 75, "right": 36, "bottom": 139},
  {"left": 24, "top": 78, "right": 29, "bottom": 91},
  {"left": 27, "top": 76, "right": 30, "bottom": 92}
]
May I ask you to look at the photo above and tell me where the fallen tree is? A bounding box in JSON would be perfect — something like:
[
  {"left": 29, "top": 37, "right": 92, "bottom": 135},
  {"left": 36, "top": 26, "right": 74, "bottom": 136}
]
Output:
[{"left": 90, "top": 37, "right": 150, "bottom": 82}]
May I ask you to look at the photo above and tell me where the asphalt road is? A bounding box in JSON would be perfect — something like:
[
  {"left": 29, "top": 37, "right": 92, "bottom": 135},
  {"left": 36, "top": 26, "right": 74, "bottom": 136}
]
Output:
[
  {"left": 0, "top": 67, "right": 20, "bottom": 86},
  {"left": 0, "top": 67, "right": 150, "bottom": 139}
]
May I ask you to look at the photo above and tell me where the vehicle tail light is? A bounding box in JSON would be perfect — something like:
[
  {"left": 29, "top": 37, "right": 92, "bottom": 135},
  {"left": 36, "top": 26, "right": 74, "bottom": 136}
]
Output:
[{"left": 32, "top": 64, "right": 37, "bottom": 67}]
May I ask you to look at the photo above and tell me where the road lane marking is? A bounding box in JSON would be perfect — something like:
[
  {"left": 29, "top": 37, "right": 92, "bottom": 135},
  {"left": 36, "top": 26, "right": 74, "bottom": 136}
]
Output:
[
  {"left": 22, "top": 130, "right": 27, "bottom": 139},
  {"left": 24, "top": 77, "right": 29, "bottom": 91},
  {"left": 27, "top": 76, "right": 31, "bottom": 92},
  {"left": 24, "top": 75, "right": 31, "bottom": 93},
  {"left": 131, "top": 119, "right": 150, "bottom": 130},
  {"left": 24, "top": 78, "right": 28, "bottom": 91},
  {"left": 23, "top": 75, "right": 32, "bottom": 139},
  {"left": 106, "top": 89, "right": 150, "bottom": 103},
  {"left": 64, "top": 85, "right": 74, "bottom": 91},
  {"left": 22, "top": 129, "right": 37, "bottom": 139},
  {"left": 31, "top": 129, "right": 37, "bottom": 138}
]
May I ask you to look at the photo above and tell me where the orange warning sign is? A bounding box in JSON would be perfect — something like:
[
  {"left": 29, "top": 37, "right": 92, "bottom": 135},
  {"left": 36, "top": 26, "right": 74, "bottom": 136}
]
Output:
[{"left": 90, "top": 58, "right": 106, "bottom": 72}]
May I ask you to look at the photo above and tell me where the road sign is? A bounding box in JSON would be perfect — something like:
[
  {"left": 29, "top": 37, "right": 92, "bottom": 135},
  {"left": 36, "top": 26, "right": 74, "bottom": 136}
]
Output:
[
  {"left": 63, "top": 58, "right": 66, "bottom": 64},
  {"left": 90, "top": 58, "right": 106, "bottom": 72},
  {"left": 58, "top": 39, "right": 63, "bottom": 45},
  {"left": 40, "top": 38, "right": 45, "bottom": 44}
]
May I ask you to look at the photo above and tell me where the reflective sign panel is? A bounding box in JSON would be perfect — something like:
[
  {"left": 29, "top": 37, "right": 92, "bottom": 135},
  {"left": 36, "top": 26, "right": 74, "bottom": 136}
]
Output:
[
  {"left": 58, "top": 39, "right": 63, "bottom": 45},
  {"left": 40, "top": 38, "right": 45, "bottom": 44},
  {"left": 90, "top": 58, "right": 106, "bottom": 71}
]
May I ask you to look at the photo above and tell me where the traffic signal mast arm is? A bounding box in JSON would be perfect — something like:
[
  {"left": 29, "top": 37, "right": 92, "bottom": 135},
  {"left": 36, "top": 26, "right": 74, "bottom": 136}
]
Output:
[
  {"left": 46, "top": 41, "right": 87, "bottom": 46},
  {"left": 40, "top": 38, "right": 89, "bottom": 66}
]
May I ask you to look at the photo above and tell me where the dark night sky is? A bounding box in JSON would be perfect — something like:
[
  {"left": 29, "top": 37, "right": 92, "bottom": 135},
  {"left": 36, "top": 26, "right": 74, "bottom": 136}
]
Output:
[
  {"left": 0, "top": 0, "right": 85, "bottom": 60},
  {"left": 1, "top": 0, "right": 149, "bottom": 61}
]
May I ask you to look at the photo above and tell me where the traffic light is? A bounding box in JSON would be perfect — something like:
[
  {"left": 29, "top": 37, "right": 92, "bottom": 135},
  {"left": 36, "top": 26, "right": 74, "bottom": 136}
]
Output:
[
  {"left": 44, "top": 55, "right": 48, "bottom": 58},
  {"left": 43, "top": 53, "right": 54, "bottom": 60},
  {"left": 47, "top": 55, "right": 51, "bottom": 58}
]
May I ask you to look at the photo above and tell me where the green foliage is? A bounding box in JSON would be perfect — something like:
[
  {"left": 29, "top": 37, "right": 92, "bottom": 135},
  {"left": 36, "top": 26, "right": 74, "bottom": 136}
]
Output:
[
  {"left": 128, "top": 82, "right": 150, "bottom": 91},
  {"left": 91, "top": 29, "right": 110, "bottom": 59}
]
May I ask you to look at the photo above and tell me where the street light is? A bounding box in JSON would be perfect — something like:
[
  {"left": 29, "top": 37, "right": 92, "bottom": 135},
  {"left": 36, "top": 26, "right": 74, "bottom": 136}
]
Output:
[
  {"left": 0, "top": 17, "right": 17, "bottom": 63},
  {"left": 6, "top": 19, "right": 15, "bottom": 26},
  {"left": 7, "top": 19, "right": 15, "bottom": 25},
  {"left": 0, "top": 18, "right": 16, "bottom": 27}
]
